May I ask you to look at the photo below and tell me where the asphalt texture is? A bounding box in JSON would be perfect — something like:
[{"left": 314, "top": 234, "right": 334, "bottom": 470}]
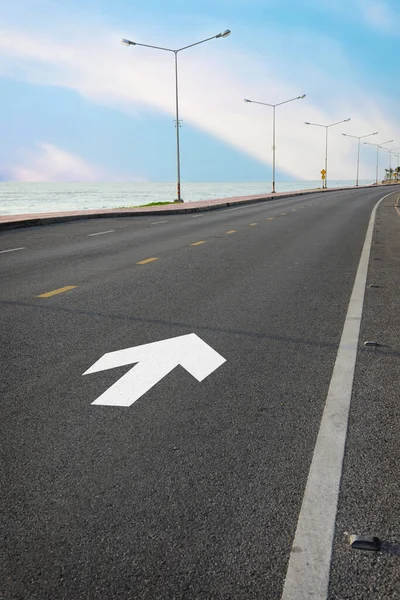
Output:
[
  {"left": 328, "top": 191, "right": 400, "bottom": 599},
  {"left": 1, "top": 187, "right": 398, "bottom": 599}
]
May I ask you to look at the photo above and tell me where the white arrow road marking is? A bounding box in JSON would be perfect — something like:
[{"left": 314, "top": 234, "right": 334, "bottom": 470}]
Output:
[{"left": 83, "top": 333, "right": 226, "bottom": 407}]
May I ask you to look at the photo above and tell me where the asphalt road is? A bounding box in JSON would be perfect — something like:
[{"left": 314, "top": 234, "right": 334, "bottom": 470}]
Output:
[{"left": 1, "top": 187, "right": 398, "bottom": 599}]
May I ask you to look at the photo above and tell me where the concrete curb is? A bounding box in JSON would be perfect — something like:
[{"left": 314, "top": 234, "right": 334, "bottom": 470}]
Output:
[{"left": 0, "top": 184, "right": 391, "bottom": 231}]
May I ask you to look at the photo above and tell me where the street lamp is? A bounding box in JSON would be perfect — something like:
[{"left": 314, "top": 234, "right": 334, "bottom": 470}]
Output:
[
  {"left": 121, "top": 30, "right": 231, "bottom": 203},
  {"left": 244, "top": 94, "right": 306, "bottom": 194},
  {"left": 305, "top": 118, "right": 351, "bottom": 189},
  {"left": 363, "top": 140, "right": 393, "bottom": 185},
  {"left": 342, "top": 131, "right": 378, "bottom": 186}
]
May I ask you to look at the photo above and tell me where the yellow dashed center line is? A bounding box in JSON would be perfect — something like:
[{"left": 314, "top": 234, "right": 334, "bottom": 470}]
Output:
[
  {"left": 249, "top": 223, "right": 258, "bottom": 226},
  {"left": 226, "top": 230, "right": 237, "bottom": 234},
  {"left": 37, "top": 286, "right": 77, "bottom": 298},
  {"left": 137, "top": 257, "right": 159, "bottom": 265},
  {"left": 191, "top": 241, "right": 207, "bottom": 246},
  {"left": 268, "top": 217, "right": 274, "bottom": 220},
  {"left": 281, "top": 212, "right": 287, "bottom": 215}
]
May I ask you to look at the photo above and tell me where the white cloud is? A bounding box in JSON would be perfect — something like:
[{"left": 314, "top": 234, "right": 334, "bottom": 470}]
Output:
[
  {"left": 3, "top": 142, "right": 143, "bottom": 182},
  {"left": 358, "top": 0, "right": 396, "bottom": 32},
  {"left": 0, "top": 18, "right": 398, "bottom": 181},
  {"left": 313, "top": 0, "right": 399, "bottom": 34}
]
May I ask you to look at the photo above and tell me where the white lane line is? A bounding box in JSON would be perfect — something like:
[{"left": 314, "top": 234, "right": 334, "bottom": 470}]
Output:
[
  {"left": 221, "top": 203, "right": 283, "bottom": 213},
  {"left": 220, "top": 204, "right": 297, "bottom": 214},
  {"left": 221, "top": 205, "right": 256, "bottom": 213},
  {"left": 87, "top": 229, "right": 116, "bottom": 237},
  {"left": 151, "top": 220, "right": 168, "bottom": 225},
  {"left": 0, "top": 247, "right": 26, "bottom": 254},
  {"left": 281, "top": 191, "right": 391, "bottom": 600},
  {"left": 192, "top": 214, "right": 204, "bottom": 218}
]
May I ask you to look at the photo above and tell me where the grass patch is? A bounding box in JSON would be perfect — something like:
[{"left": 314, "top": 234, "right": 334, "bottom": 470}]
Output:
[{"left": 116, "top": 201, "right": 175, "bottom": 209}]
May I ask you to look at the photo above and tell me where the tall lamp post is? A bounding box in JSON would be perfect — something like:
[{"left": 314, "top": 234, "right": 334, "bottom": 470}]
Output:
[
  {"left": 305, "top": 118, "right": 351, "bottom": 189},
  {"left": 121, "top": 30, "right": 231, "bottom": 203},
  {"left": 341, "top": 131, "right": 378, "bottom": 186},
  {"left": 363, "top": 140, "right": 393, "bottom": 184},
  {"left": 244, "top": 95, "right": 306, "bottom": 193}
]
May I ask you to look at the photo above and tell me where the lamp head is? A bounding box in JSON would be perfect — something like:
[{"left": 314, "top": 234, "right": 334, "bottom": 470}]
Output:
[
  {"left": 305, "top": 121, "right": 311, "bottom": 125},
  {"left": 121, "top": 38, "right": 135, "bottom": 46},
  {"left": 216, "top": 29, "right": 231, "bottom": 38},
  {"left": 244, "top": 98, "right": 251, "bottom": 103},
  {"left": 298, "top": 94, "right": 306, "bottom": 99}
]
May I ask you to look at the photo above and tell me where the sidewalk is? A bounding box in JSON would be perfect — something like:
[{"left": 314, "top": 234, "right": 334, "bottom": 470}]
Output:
[{"left": 0, "top": 183, "right": 379, "bottom": 231}]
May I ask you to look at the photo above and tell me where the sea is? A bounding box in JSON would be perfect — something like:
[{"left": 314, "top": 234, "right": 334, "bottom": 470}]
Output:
[{"left": 0, "top": 180, "right": 374, "bottom": 216}]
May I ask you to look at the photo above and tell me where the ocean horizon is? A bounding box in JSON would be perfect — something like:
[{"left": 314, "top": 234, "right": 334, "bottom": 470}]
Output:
[{"left": 0, "top": 180, "right": 375, "bottom": 215}]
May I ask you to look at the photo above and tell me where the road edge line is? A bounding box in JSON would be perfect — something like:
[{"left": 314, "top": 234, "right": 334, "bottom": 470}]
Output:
[{"left": 280, "top": 191, "right": 394, "bottom": 600}]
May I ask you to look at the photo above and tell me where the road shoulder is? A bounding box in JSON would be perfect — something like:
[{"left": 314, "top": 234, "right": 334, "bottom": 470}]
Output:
[{"left": 328, "top": 191, "right": 400, "bottom": 599}]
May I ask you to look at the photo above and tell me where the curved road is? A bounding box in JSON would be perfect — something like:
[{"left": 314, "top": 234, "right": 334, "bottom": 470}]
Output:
[{"left": 1, "top": 187, "right": 398, "bottom": 599}]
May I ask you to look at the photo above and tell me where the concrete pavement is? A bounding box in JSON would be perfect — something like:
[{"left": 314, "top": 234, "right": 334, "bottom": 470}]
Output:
[{"left": 1, "top": 186, "right": 399, "bottom": 599}]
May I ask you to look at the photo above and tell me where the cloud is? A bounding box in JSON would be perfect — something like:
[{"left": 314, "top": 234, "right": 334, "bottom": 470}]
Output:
[
  {"left": 0, "top": 16, "right": 398, "bottom": 181},
  {"left": 3, "top": 142, "right": 143, "bottom": 182},
  {"left": 358, "top": 0, "right": 396, "bottom": 32},
  {"left": 314, "top": 0, "right": 399, "bottom": 34}
]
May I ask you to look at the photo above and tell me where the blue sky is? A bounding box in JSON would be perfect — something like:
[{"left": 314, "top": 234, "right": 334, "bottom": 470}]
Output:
[{"left": 0, "top": 0, "right": 399, "bottom": 182}]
